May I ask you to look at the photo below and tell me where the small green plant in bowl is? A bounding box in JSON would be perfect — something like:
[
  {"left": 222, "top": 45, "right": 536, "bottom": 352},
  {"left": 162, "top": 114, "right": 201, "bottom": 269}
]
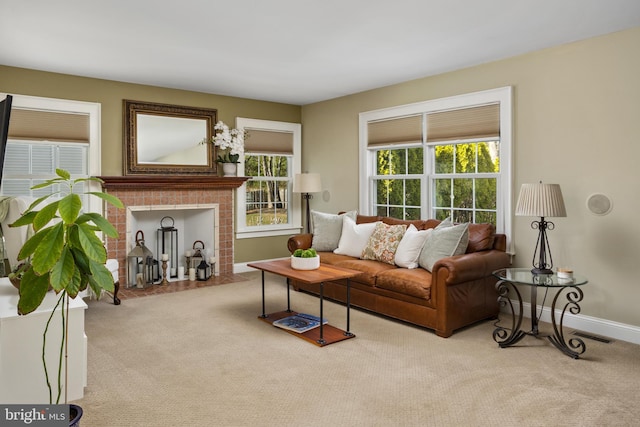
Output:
[
  {"left": 291, "top": 248, "right": 320, "bottom": 270},
  {"left": 293, "top": 248, "right": 317, "bottom": 258}
]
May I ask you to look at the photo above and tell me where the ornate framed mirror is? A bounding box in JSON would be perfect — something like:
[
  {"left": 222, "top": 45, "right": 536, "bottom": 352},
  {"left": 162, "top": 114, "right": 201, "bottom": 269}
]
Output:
[{"left": 123, "top": 100, "right": 217, "bottom": 175}]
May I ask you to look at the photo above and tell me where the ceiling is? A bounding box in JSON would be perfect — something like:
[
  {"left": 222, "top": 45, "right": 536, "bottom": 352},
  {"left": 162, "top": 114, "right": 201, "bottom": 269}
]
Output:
[{"left": 1, "top": 1, "right": 639, "bottom": 105}]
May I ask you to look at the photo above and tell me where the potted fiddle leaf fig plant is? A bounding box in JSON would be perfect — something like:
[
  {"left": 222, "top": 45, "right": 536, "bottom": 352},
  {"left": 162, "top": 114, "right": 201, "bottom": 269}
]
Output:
[{"left": 10, "top": 168, "right": 123, "bottom": 426}]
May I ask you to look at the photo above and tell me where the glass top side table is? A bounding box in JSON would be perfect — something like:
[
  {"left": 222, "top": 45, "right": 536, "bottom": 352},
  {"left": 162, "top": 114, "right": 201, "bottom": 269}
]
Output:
[{"left": 492, "top": 268, "right": 588, "bottom": 359}]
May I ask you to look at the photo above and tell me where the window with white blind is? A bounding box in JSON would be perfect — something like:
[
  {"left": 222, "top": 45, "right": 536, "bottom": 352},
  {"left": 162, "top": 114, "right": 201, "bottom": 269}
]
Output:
[
  {"left": 0, "top": 94, "right": 101, "bottom": 214},
  {"left": 2, "top": 142, "right": 88, "bottom": 200},
  {"left": 359, "top": 87, "right": 512, "bottom": 237},
  {"left": 236, "top": 118, "right": 302, "bottom": 238}
]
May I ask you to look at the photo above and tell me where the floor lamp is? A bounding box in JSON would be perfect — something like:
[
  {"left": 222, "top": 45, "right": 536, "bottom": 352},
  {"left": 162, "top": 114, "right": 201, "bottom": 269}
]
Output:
[
  {"left": 293, "top": 173, "right": 322, "bottom": 233},
  {"left": 515, "top": 182, "right": 567, "bottom": 275}
]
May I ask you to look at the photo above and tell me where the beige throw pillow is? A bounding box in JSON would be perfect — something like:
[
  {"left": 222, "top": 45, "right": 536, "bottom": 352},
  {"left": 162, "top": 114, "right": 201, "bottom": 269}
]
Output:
[
  {"left": 311, "top": 210, "right": 357, "bottom": 251},
  {"left": 418, "top": 222, "right": 469, "bottom": 272}
]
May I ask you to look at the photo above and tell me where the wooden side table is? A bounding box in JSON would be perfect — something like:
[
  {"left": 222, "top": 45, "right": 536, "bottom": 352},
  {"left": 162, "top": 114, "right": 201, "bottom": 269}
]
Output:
[{"left": 492, "top": 268, "right": 588, "bottom": 359}]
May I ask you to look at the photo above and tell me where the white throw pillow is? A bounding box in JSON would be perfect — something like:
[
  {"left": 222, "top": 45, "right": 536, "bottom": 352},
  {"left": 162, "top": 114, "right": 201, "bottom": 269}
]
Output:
[
  {"left": 311, "top": 210, "right": 357, "bottom": 251},
  {"left": 394, "top": 225, "right": 431, "bottom": 269},
  {"left": 334, "top": 216, "right": 379, "bottom": 258},
  {"left": 418, "top": 222, "right": 469, "bottom": 272}
]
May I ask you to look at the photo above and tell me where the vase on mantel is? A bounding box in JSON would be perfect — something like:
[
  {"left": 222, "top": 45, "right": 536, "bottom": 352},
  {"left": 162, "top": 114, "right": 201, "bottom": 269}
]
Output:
[{"left": 221, "top": 163, "right": 237, "bottom": 177}]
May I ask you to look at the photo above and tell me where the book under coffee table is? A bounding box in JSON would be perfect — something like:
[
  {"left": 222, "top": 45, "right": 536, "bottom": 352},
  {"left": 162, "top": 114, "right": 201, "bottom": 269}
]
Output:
[{"left": 247, "top": 259, "right": 361, "bottom": 347}]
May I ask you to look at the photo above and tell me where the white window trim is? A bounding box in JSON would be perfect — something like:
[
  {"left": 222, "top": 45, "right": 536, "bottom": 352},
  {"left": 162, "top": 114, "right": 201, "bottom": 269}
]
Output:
[
  {"left": 235, "top": 118, "right": 302, "bottom": 239},
  {"left": 1, "top": 93, "right": 102, "bottom": 215},
  {"left": 358, "top": 86, "right": 513, "bottom": 249}
]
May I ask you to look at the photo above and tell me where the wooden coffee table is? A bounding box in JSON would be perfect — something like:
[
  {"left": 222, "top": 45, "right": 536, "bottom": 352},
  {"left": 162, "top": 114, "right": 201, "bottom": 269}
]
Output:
[{"left": 247, "top": 259, "right": 361, "bottom": 347}]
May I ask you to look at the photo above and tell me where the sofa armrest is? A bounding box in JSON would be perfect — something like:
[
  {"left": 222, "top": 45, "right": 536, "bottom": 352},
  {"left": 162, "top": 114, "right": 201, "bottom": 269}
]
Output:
[
  {"left": 432, "top": 250, "right": 511, "bottom": 285},
  {"left": 287, "top": 233, "right": 313, "bottom": 253}
]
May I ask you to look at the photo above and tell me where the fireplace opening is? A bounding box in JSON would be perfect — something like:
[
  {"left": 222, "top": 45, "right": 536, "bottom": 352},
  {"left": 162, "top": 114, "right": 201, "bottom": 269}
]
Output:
[{"left": 126, "top": 203, "right": 219, "bottom": 287}]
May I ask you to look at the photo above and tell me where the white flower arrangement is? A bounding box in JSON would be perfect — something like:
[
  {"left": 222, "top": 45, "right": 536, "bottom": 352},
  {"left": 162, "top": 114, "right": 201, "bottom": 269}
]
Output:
[{"left": 204, "top": 121, "right": 246, "bottom": 163}]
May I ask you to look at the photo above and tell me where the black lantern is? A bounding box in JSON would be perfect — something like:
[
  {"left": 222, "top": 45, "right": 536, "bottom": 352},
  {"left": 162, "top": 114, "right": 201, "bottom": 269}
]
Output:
[
  {"left": 191, "top": 240, "right": 205, "bottom": 269},
  {"left": 127, "top": 231, "right": 158, "bottom": 288},
  {"left": 156, "top": 216, "right": 178, "bottom": 278},
  {"left": 196, "top": 258, "right": 211, "bottom": 281}
]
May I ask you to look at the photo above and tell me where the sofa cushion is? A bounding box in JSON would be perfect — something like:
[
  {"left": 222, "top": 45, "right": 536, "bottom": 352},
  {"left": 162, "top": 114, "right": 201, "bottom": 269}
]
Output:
[
  {"left": 418, "top": 222, "right": 469, "bottom": 272},
  {"left": 318, "top": 251, "right": 357, "bottom": 265},
  {"left": 361, "top": 222, "right": 407, "bottom": 264},
  {"left": 394, "top": 225, "right": 431, "bottom": 269},
  {"left": 334, "top": 216, "right": 379, "bottom": 257},
  {"left": 375, "top": 268, "right": 432, "bottom": 300},
  {"left": 311, "top": 210, "right": 356, "bottom": 251},
  {"left": 467, "top": 223, "right": 496, "bottom": 253},
  {"left": 332, "top": 259, "right": 397, "bottom": 287}
]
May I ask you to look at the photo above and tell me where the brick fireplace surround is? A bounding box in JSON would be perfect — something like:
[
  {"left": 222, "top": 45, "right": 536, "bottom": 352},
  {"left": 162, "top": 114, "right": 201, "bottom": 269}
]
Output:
[{"left": 99, "top": 176, "right": 249, "bottom": 288}]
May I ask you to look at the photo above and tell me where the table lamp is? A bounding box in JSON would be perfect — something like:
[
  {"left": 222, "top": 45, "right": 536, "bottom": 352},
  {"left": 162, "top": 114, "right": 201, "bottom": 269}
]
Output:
[
  {"left": 515, "top": 182, "right": 566, "bottom": 275},
  {"left": 293, "top": 173, "right": 322, "bottom": 233}
]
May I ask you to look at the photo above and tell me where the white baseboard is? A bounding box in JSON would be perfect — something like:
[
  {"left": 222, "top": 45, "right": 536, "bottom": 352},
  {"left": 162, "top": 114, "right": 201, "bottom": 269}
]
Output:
[
  {"left": 234, "top": 258, "right": 289, "bottom": 274},
  {"left": 506, "top": 300, "right": 640, "bottom": 345},
  {"left": 233, "top": 261, "right": 640, "bottom": 345}
]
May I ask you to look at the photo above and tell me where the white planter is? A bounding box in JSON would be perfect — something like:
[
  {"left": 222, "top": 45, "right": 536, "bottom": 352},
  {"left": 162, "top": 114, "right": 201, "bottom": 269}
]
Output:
[
  {"left": 290, "top": 255, "right": 320, "bottom": 270},
  {"left": 222, "top": 163, "right": 237, "bottom": 177}
]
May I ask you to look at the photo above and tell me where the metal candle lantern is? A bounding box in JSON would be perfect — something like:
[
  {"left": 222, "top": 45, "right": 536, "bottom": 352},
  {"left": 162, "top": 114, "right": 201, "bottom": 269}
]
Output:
[
  {"left": 191, "top": 240, "right": 205, "bottom": 269},
  {"left": 128, "top": 230, "right": 157, "bottom": 288},
  {"left": 156, "top": 216, "right": 178, "bottom": 278},
  {"left": 196, "top": 258, "right": 211, "bottom": 281}
]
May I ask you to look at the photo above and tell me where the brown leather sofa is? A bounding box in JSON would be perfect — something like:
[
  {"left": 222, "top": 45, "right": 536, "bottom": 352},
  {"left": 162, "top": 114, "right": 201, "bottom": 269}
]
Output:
[{"left": 287, "top": 215, "right": 510, "bottom": 337}]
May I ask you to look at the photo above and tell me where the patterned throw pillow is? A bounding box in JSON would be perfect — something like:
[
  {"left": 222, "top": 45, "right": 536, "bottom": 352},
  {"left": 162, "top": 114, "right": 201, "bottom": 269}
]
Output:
[{"left": 361, "top": 222, "right": 407, "bottom": 264}]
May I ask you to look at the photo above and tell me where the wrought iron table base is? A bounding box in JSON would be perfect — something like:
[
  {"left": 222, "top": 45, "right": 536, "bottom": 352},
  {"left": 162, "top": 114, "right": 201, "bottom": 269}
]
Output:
[{"left": 493, "top": 279, "right": 586, "bottom": 359}]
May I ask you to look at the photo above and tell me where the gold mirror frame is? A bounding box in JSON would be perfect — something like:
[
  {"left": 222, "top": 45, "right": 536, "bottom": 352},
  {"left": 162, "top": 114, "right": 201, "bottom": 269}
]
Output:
[{"left": 123, "top": 100, "right": 218, "bottom": 175}]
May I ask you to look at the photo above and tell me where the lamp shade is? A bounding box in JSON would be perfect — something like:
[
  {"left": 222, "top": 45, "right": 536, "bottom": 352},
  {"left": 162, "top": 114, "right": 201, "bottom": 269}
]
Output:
[
  {"left": 293, "top": 173, "right": 322, "bottom": 193},
  {"left": 515, "top": 183, "right": 567, "bottom": 218}
]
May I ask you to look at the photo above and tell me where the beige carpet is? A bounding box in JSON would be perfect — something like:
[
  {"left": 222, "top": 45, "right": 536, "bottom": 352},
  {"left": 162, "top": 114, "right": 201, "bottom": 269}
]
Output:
[{"left": 77, "top": 271, "right": 640, "bottom": 426}]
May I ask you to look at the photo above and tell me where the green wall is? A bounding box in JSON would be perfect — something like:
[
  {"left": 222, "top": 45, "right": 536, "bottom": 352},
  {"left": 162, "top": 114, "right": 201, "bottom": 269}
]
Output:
[{"left": 0, "top": 65, "right": 301, "bottom": 262}]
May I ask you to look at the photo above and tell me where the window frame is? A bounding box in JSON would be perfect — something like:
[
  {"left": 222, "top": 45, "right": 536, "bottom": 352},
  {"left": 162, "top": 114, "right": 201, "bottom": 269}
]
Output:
[
  {"left": 0, "top": 93, "right": 102, "bottom": 215},
  {"left": 359, "top": 87, "right": 513, "bottom": 246},
  {"left": 235, "top": 118, "right": 302, "bottom": 238}
]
